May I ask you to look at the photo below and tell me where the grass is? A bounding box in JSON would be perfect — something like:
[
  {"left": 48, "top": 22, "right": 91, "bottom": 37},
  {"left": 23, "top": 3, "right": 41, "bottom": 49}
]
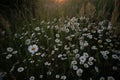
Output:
[{"left": 0, "top": 16, "right": 120, "bottom": 80}]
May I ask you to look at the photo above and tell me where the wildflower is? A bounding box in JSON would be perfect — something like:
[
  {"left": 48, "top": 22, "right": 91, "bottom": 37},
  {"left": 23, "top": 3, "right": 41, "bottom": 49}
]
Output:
[
  {"left": 76, "top": 68, "right": 83, "bottom": 77},
  {"left": 87, "top": 34, "right": 93, "bottom": 39},
  {"left": 6, "top": 54, "right": 12, "bottom": 59},
  {"left": 0, "top": 72, "right": 7, "bottom": 78},
  {"left": 106, "top": 39, "right": 111, "bottom": 43},
  {"left": 98, "top": 40, "right": 102, "bottom": 44},
  {"left": 29, "top": 76, "right": 35, "bottom": 80},
  {"left": 12, "top": 51, "right": 18, "bottom": 54},
  {"left": 47, "top": 26, "right": 50, "bottom": 29},
  {"left": 75, "top": 54, "right": 80, "bottom": 58},
  {"left": 65, "top": 28, "right": 70, "bottom": 33},
  {"left": 64, "top": 45, "right": 70, "bottom": 50},
  {"left": 39, "top": 75, "right": 43, "bottom": 78},
  {"left": 54, "top": 45, "right": 59, "bottom": 51},
  {"left": 56, "top": 34, "right": 60, "bottom": 38},
  {"left": 84, "top": 63, "right": 89, "bottom": 68},
  {"left": 82, "top": 33, "right": 87, "bottom": 36},
  {"left": 71, "top": 17, "right": 77, "bottom": 22},
  {"left": 52, "top": 58, "right": 55, "bottom": 61},
  {"left": 57, "top": 43, "right": 62, "bottom": 46},
  {"left": 107, "top": 76, "right": 115, "bottom": 80},
  {"left": 70, "top": 34, "right": 75, "bottom": 37},
  {"left": 1, "top": 30, "right": 5, "bottom": 35},
  {"left": 41, "top": 53, "right": 45, "bottom": 57},
  {"left": 14, "top": 33, "right": 19, "bottom": 38},
  {"left": 91, "top": 46, "right": 97, "bottom": 50},
  {"left": 71, "top": 60, "right": 78, "bottom": 65},
  {"left": 90, "top": 78, "right": 93, "bottom": 80},
  {"left": 40, "top": 20, "right": 45, "bottom": 24},
  {"left": 100, "top": 51, "right": 107, "bottom": 56},
  {"left": 47, "top": 71, "right": 52, "bottom": 75},
  {"left": 56, "top": 75, "right": 60, "bottom": 79},
  {"left": 17, "top": 67, "right": 24, "bottom": 72},
  {"left": 35, "top": 52, "right": 41, "bottom": 56},
  {"left": 30, "top": 60, "right": 35, "bottom": 63},
  {"left": 79, "top": 61, "right": 84, "bottom": 65},
  {"left": 31, "top": 33, "right": 35, "bottom": 38},
  {"left": 112, "top": 54, "right": 118, "bottom": 59},
  {"left": 73, "top": 49, "right": 79, "bottom": 53},
  {"left": 91, "top": 30, "right": 96, "bottom": 33},
  {"left": 72, "top": 65, "right": 78, "bottom": 70},
  {"left": 79, "top": 56, "right": 86, "bottom": 63},
  {"left": 108, "top": 22, "right": 112, "bottom": 29},
  {"left": 80, "top": 46, "right": 84, "bottom": 50},
  {"left": 105, "top": 51, "right": 110, "bottom": 54},
  {"left": 103, "top": 55, "right": 108, "bottom": 59},
  {"left": 28, "top": 44, "right": 39, "bottom": 54},
  {"left": 44, "top": 62, "right": 49, "bottom": 66},
  {"left": 84, "top": 41, "right": 89, "bottom": 47},
  {"left": 63, "top": 54, "right": 67, "bottom": 57},
  {"left": 98, "top": 21, "right": 103, "bottom": 26},
  {"left": 79, "top": 40, "right": 84, "bottom": 46},
  {"left": 61, "top": 75, "right": 67, "bottom": 80},
  {"left": 88, "top": 61, "right": 93, "bottom": 66},
  {"left": 51, "top": 50, "right": 55, "bottom": 55},
  {"left": 58, "top": 54, "right": 62, "bottom": 58},
  {"left": 95, "top": 66, "right": 99, "bottom": 72},
  {"left": 100, "top": 77, "right": 105, "bottom": 80},
  {"left": 7, "top": 47, "right": 13, "bottom": 52},
  {"left": 25, "top": 39, "right": 31, "bottom": 45},
  {"left": 54, "top": 18, "right": 57, "bottom": 22},
  {"left": 55, "top": 25, "right": 59, "bottom": 30},
  {"left": 83, "top": 52, "right": 89, "bottom": 58},
  {"left": 47, "top": 21, "right": 50, "bottom": 24},
  {"left": 37, "top": 33, "right": 41, "bottom": 35},
  {"left": 80, "top": 16, "right": 85, "bottom": 21},
  {"left": 88, "top": 57, "right": 94, "bottom": 62},
  {"left": 34, "top": 27, "right": 40, "bottom": 31},
  {"left": 55, "top": 39, "right": 60, "bottom": 43},
  {"left": 112, "top": 66, "right": 117, "bottom": 70}
]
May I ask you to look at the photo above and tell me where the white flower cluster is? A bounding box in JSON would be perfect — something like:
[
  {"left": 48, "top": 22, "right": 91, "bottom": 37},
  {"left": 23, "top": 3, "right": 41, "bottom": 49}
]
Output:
[{"left": 1, "top": 17, "right": 119, "bottom": 80}]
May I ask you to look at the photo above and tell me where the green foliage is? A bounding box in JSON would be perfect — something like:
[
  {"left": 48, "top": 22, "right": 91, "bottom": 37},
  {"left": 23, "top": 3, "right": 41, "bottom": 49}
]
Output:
[{"left": 93, "top": 0, "right": 114, "bottom": 20}]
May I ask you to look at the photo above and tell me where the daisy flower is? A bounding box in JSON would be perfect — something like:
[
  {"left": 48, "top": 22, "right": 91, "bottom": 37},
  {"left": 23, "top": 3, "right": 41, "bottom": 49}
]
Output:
[
  {"left": 72, "top": 65, "right": 78, "bottom": 70},
  {"left": 29, "top": 76, "right": 35, "bottom": 80},
  {"left": 12, "top": 51, "right": 18, "bottom": 54},
  {"left": 17, "top": 67, "right": 24, "bottom": 72},
  {"left": 28, "top": 44, "right": 39, "bottom": 54},
  {"left": 84, "top": 63, "right": 89, "bottom": 68},
  {"left": 79, "top": 56, "right": 86, "bottom": 63},
  {"left": 25, "top": 39, "right": 31, "bottom": 45},
  {"left": 107, "top": 76, "right": 115, "bottom": 80},
  {"left": 55, "top": 75, "right": 60, "bottom": 79},
  {"left": 76, "top": 68, "right": 83, "bottom": 77},
  {"left": 61, "top": 75, "right": 67, "bottom": 80},
  {"left": 6, "top": 54, "right": 12, "bottom": 59},
  {"left": 7, "top": 47, "right": 13, "bottom": 52},
  {"left": 34, "top": 27, "right": 40, "bottom": 31},
  {"left": 99, "top": 77, "right": 105, "bottom": 80},
  {"left": 71, "top": 60, "right": 78, "bottom": 65},
  {"left": 39, "top": 75, "right": 43, "bottom": 79}
]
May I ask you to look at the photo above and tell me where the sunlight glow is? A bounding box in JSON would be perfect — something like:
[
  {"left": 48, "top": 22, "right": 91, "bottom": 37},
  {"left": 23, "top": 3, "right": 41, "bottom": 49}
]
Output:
[{"left": 55, "top": 0, "right": 65, "bottom": 3}]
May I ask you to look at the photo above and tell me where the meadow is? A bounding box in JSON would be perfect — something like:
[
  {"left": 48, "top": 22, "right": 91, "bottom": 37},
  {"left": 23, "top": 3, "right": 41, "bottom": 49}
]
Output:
[{"left": 0, "top": 16, "right": 120, "bottom": 80}]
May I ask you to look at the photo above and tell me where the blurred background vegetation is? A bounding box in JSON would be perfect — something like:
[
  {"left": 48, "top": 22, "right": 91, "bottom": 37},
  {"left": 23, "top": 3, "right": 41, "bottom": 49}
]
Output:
[{"left": 0, "top": 0, "right": 120, "bottom": 33}]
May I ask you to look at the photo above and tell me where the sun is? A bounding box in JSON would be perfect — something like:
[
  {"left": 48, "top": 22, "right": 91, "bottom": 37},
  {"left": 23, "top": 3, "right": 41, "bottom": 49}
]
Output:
[{"left": 56, "top": 0, "right": 65, "bottom": 3}]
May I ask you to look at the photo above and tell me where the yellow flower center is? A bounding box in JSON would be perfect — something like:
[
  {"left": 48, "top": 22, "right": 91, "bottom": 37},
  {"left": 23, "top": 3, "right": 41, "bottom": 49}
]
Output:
[{"left": 32, "top": 47, "right": 35, "bottom": 51}]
